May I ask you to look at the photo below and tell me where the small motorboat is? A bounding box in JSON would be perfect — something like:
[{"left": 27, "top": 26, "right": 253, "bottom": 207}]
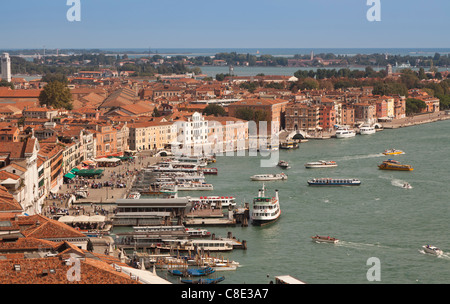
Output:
[
  {"left": 383, "top": 149, "right": 405, "bottom": 155},
  {"left": 277, "top": 160, "right": 291, "bottom": 169},
  {"left": 422, "top": 245, "right": 443, "bottom": 256},
  {"left": 402, "top": 183, "right": 412, "bottom": 189},
  {"left": 311, "top": 235, "right": 339, "bottom": 244}
]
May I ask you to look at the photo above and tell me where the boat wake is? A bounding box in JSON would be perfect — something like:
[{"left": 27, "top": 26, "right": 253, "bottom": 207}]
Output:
[
  {"left": 336, "top": 241, "right": 387, "bottom": 250},
  {"left": 378, "top": 175, "right": 412, "bottom": 189},
  {"left": 335, "top": 153, "right": 384, "bottom": 161},
  {"left": 419, "top": 250, "right": 450, "bottom": 260}
]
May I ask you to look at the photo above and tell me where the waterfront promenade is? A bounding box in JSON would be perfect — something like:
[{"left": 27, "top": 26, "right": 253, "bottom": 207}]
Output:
[
  {"left": 382, "top": 111, "right": 450, "bottom": 129},
  {"left": 42, "top": 151, "right": 161, "bottom": 218}
]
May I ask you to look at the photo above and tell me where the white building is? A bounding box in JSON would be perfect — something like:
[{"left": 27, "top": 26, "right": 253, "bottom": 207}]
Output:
[
  {"left": 1, "top": 53, "right": 11, "bottom": 83},
  {"left": 173, "top": 112, "right": 209, "bottom": 156}
]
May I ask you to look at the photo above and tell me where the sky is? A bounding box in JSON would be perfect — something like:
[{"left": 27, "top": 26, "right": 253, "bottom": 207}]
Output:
[{"left": 0, "top": 0, "right": 449, "bottom": 49}]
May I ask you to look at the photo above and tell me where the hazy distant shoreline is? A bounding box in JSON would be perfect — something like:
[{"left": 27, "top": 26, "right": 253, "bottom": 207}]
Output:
[{"left": 3, "top": 48, "right": 450, "bottom": 57}]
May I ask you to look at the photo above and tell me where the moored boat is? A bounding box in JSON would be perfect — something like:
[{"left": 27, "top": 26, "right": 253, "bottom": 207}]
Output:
[
  {"left": 305, "top": 160, "right": 337, "bottom": 169},
  {"left": 359, "top": 125, "right": 376, "bottom": 135},
  {"left": 180, "top": 276, "right": 225, "bottom": 284},
  {"left": 199, "top": 167, "right": 218, "bottom": 175},
  {"left": 422, "top": 245, "right": 443, "bottom": 256},
  {"left": 250, "top": 173, "right": 287, "bottom": 181},
  {"left": 176, "top": 182, "right": 214, "bottom": 191},
  {"left": 251, "top": 184, "right": 281, "bottom": 226},
  {"left": 311, "top": 235, "right": 339, "bottom": 244},
  {"left": 188, "top": 196, "right": 236, "bottom": 208},
  {"left": 185, "top": 228, "right": 211, "bottom": 238},
  {"left": 335, "top": 126, "right": 356, "bottom": 138},
  {"left": 378, "top": 159, "right": 413, "bottom": 171},
  {"left": 307, "top": 178, "right": 361, "bottom": 186}
]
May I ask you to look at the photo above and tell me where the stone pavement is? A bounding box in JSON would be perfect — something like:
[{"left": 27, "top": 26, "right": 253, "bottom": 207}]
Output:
[{"left": 41, "top": 151, "right": 161, "bottom": 218}]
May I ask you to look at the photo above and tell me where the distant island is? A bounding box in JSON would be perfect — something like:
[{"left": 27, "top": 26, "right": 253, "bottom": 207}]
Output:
[{"left": 2, "top": 49, "right": 450, "bottom": 78}]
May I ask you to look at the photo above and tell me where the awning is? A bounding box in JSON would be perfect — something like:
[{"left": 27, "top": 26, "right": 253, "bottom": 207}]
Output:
[
  {"left": 59, "top": 215, "right": 106, "bottom": 224},
  {"left": 58, "top": 215, "right": 75, "bottom": 223},
  {"left": 89, "top": 215, "right": 106, "bottom": 223},
  {"left": 64, "top": 173, "right": 76, "bottom": 179}
]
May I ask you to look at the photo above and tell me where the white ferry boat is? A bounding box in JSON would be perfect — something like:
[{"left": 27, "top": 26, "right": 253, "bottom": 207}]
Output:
[
  {"left": 305, "top": 160, "right": 337, "bottom": 169},
  {"left": 250, "top": 173, "right": 287, "bottom": 181},
  {"left": 172, "top": 156, "right": 208, "bottom": 167},
  {"left": 157, "top": 239, "right": 234, "bottom": 252},
  {"left": 335, "top": 126, "right": 356, "bottom": 138},
  {"left": 188, "top": 196, "right": 236, "bottom": 208},
  {"left": 185, "top": 228, "right": 211, "bottom": 238},
  {"left": 251, "top": 184, "right": 281, "bottom": 226},
  {"left": 422, "top": 245, "right": 443, "bottom": 256},
  {"left": 307, "top": 178, "right": 361, "bottom": 186},
  {"left": 149, "top": 162, "right": 199, "bottom": 173},
  {"left": 176, "top": 182, "right": 214, "bottom": 191}
]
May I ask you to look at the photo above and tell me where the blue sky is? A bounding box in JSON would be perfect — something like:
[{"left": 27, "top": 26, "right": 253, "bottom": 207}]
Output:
[{"left": 0, "top": 0, "right": 448, "bottom": 49}]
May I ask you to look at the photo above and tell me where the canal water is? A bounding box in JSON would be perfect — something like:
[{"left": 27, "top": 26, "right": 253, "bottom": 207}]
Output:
[{"left": 156, "top": 119, "right": 450, "bottom": 284}]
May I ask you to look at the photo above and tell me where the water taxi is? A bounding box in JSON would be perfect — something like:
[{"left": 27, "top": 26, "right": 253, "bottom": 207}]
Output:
[
  {"left": 311, "top": 235, "right": 339, "bottom": 244},
  {"left": 383, "top": 149, "right": 405, "bottom": 155},
  {"left": 422, "top": 245, "right": 443, "bottom": 256},
  {"left": 251, "top": 184, "right": 281, "bottom": 226},
  {"left": 307, "top": 178, "right": 361, "bottom": 186},
  {"left": 250, "top": 173, "right": 287, "bottom": 181},
  {"left": 305, "top": 160, "right": 337, "bottom": 169},
  {"left": 335, "top": 126, "right": 356, "bottom": 138},
  {"left": 378, "top": 159, "right": 413, "bottom": 171},
  {"left": 277, "top": 160, "right": 291, "bottom": 169}
]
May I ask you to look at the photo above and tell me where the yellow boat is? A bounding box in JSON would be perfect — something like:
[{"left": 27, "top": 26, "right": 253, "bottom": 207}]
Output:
[
  {"left": 383, "top": 149, "right": 405, "bottom": 155},
  {"left": 378, "top": 160, "right": 413, "bottom": 171}
]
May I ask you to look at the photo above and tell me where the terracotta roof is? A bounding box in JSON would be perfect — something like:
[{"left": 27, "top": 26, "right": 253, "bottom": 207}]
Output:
[
  {"left": 0, "top": 88, "right": 42, "bottom": 98},
  {"left": 18, "top": 214, "right": 87, "bottom": 240},
  {"left": 0, "top": 185, "right": 23, "bottom": 212},
  {"left": 0, "top": 256, "right": 140, "bottom": 284}
]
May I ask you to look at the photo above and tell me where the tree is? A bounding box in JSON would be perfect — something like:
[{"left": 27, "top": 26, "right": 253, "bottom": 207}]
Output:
[
  {"left": 87, "top": 239, "right": 94, "bottom": 252},
  {"left": 202, "top": 104, "right": 226, "bottom": 117},
  {"left": 39, "top": 81, "right": 73, "bottom": 110},
  {"left": 235, "top": 108, "right": 269, "bottom": 124},
  {"left": 41, "top": 73, "right": 68, "bottom": 84},
  {"left": 0, "top": 79, "right": 14, "bottom": 89},
  {"left": 405, "top": 98, "right": 427, "bottom": 115}
]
